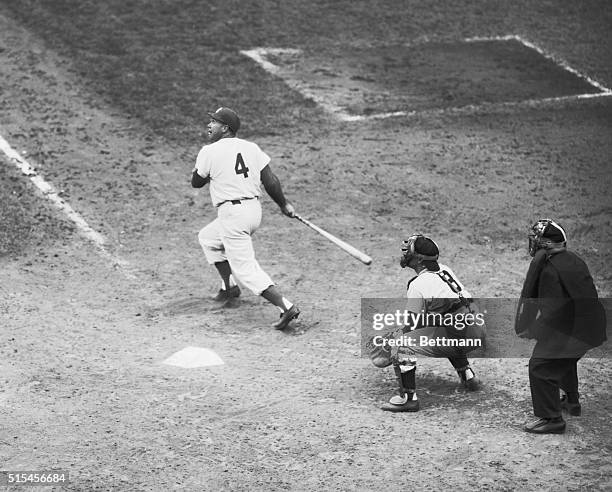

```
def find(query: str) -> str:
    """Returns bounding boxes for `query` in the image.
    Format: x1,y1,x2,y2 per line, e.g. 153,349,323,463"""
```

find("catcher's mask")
400,234,440,268
528,219,567,257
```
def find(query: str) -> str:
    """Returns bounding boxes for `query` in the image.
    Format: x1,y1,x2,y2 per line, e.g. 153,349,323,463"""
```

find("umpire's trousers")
528,357,581,418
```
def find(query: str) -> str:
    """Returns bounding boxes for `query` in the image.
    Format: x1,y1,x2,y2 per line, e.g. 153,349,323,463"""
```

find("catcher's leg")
381,358,419,412
448,356,479,391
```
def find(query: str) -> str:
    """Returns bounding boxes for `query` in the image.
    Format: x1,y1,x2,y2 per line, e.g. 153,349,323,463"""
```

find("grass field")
1,1,611,491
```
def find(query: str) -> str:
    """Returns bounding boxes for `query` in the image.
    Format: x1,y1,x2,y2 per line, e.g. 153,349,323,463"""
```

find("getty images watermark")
370,308,485,349
361,298,612,358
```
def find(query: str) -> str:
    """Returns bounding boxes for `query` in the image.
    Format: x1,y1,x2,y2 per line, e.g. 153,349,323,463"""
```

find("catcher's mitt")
366,326,408,368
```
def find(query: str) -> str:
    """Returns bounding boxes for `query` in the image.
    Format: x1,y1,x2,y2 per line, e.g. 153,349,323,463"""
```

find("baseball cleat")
213,285,241,302
524,417,566,434
273,305,300,330
464,376,481,391
560,395,581,416
457,367,480,391
381,393,420,412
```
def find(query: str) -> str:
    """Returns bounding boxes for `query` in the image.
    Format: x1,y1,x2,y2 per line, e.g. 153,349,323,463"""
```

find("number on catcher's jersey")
234,153,249,178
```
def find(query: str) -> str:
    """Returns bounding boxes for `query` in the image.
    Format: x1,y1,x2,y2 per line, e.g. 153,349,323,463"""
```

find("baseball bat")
294,214,372,265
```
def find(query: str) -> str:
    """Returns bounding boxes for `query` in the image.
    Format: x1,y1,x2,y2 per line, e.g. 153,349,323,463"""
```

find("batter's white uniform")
195,137,274,295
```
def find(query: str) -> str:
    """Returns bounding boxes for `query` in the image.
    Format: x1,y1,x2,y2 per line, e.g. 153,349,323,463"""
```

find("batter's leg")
214,261,231,289
218,201,272,293
223,234,273,294
261,285,300,330
261,285,293,311
198,219,226,263
199,219,242,300
219,201,299,328
212,260,241,301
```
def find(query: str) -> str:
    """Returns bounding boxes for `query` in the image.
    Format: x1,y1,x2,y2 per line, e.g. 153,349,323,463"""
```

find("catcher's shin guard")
395,363,416,396
381,361,419,412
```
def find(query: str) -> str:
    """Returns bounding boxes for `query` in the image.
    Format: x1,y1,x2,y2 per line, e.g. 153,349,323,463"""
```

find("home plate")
162,346,224,368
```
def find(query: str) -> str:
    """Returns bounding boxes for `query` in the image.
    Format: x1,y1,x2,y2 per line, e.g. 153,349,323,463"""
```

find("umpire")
516,219,607,434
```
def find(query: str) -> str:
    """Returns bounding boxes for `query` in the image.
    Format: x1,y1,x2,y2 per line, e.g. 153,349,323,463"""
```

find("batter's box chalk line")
0,133,136,280
241,35,612,122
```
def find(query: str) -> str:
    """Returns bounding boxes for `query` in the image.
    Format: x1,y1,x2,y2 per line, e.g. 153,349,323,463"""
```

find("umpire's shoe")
381,393,420,412
273,305,300,330
524,417,566,434
464,376,481,391
560,395,581,416
213,285,241,302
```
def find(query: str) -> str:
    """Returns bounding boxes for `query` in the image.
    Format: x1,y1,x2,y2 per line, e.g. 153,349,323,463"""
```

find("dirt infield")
1,1,611,491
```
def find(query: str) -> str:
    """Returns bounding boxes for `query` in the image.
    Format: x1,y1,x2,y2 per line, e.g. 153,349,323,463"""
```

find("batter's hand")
281,202,295,218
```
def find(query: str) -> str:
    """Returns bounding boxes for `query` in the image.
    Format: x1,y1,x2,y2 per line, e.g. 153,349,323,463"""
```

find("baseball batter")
191,107,300,330
368,234,486,412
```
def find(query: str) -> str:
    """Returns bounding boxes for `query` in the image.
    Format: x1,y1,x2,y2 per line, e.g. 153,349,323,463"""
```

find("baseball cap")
413,236,440,258
207,107,241,133
413,236,440,270
401,234,440,267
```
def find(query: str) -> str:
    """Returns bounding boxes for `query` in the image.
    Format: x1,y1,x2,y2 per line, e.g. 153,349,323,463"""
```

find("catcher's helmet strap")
414,252,439,261
542,241,567,250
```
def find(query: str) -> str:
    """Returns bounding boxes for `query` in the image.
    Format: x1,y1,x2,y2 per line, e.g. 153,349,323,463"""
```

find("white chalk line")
241,48,350,117
465,34,612,94
241,35,612,122
339,92,612,122
0,133,136,280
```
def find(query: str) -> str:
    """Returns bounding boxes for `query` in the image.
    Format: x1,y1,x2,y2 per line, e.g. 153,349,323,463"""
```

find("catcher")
368,234,486,412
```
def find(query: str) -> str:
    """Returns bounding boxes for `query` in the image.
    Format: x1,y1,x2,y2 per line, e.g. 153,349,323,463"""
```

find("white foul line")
240,48,350,117
0,133,135,278
464,34,612,94
241,35,612,122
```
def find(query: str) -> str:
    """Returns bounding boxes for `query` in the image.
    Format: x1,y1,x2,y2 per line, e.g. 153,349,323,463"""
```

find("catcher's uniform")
369,264,485,365
407,264,471,312
404,264,484,356
195,137,274,295
370,234,484,412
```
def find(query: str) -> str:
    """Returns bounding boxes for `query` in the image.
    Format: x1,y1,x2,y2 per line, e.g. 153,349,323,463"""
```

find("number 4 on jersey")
234,153,249,178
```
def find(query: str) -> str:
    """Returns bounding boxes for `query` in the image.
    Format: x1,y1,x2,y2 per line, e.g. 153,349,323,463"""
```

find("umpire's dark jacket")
515,248,607,358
